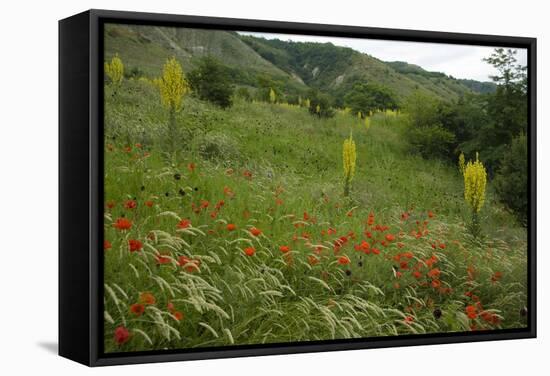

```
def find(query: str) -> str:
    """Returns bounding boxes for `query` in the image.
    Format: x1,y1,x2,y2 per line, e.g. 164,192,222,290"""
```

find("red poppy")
178,256,200,272
129,303,145,316
124,200,137,209
155,254,171,265
244,247,256,256
226,223,236,231
128,239,142,252
223,186,234,197
210,211,218,219
372,248,380,255
337,256,350,265
114,326,130,345
139,292,156,305
491,271,503,283
188,162,196,172
113,217,132,230
303,212,310,221
215,200,225,210
427,268,441,279
249,227,262,237
243,170,253,179
466,305,478,319
413,271,422,279
431,279,441,288
144,200,154,207
308,255,319,266
401,212,410,220
404,316,414,324
438,243,446,249
279,245,291,254
106,200,116,209
173,311,184,321
167,302,175,312
103,240,112,251
428,211,435,218
177,219,191,229
367,213,375,226
385,234,395,242
400,261,409,270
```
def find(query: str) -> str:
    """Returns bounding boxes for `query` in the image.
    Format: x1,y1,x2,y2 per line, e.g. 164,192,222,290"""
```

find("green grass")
102,78,527,352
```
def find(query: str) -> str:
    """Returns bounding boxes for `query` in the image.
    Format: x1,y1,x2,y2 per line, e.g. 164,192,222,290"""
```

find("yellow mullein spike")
104,54,124,85
156,57,189,112
364,116,371,130
343,132,357,197
458,152,465,175
463,153,487,213
269,88,276,103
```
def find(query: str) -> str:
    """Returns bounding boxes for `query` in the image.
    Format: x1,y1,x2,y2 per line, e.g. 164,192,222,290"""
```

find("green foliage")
494,133,528,224
235,87,252,102
307,90,335,118
406,123,456,160
344,82,399,115
188,56,235,109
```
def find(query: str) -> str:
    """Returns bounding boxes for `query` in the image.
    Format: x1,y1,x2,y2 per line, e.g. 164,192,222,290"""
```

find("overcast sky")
239,32,527,82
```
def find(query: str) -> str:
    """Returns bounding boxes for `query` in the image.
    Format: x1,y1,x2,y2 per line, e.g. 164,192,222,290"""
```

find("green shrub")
493,133,528,225
308,90,335,118
406,123,456,160
188,56,234,109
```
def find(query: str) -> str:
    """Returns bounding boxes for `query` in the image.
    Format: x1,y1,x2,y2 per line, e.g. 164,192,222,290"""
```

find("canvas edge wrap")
58,9,537,367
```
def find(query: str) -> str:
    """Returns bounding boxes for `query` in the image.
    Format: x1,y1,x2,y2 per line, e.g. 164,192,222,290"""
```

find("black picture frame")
59,8,537,367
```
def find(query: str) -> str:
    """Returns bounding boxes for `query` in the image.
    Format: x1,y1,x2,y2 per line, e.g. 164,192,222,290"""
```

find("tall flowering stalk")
458,152,465,175
155,57,189,152
463,152,487,237
342,132,357,197
269,88,276,104
104,54,124,89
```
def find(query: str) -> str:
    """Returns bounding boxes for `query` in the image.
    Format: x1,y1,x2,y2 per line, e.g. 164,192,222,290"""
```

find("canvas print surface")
102,23,529,353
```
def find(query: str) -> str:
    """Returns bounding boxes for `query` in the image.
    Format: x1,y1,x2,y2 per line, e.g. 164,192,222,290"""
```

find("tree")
307,90,335,118
188,56,235,108
493,133,528,225
344,82,398,116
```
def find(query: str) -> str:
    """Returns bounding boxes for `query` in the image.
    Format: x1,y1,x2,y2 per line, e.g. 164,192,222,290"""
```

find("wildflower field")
102,38,528,353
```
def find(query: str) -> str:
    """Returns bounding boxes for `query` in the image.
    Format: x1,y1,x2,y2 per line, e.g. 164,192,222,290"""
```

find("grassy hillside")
105,24,308,94
239,35,488,103
102,76,527,352
105,24,494,106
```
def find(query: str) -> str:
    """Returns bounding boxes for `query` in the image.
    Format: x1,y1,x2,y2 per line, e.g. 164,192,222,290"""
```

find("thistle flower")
104,54,124,85
156,57,189,112
464,153,487,213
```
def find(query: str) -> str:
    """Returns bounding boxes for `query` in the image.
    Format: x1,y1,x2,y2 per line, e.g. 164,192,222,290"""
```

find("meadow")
102,68,527,352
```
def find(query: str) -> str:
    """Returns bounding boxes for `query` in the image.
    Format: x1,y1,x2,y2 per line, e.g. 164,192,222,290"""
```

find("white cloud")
238,31,527,82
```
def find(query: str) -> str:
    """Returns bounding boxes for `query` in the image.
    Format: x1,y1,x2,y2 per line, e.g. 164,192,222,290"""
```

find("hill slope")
105,23,494,105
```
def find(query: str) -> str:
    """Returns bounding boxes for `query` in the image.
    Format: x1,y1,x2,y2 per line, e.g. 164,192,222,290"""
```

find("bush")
493,133,528,225
235,87,252,102
188,56,234,109
194,132,240,163
406,123,456,160
308,90,335,118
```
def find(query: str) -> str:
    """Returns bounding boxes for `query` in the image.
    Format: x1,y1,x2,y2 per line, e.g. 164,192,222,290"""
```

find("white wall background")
0,0,546,374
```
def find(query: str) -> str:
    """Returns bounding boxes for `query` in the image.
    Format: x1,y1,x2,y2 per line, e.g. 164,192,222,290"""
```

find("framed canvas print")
59,9,536,366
